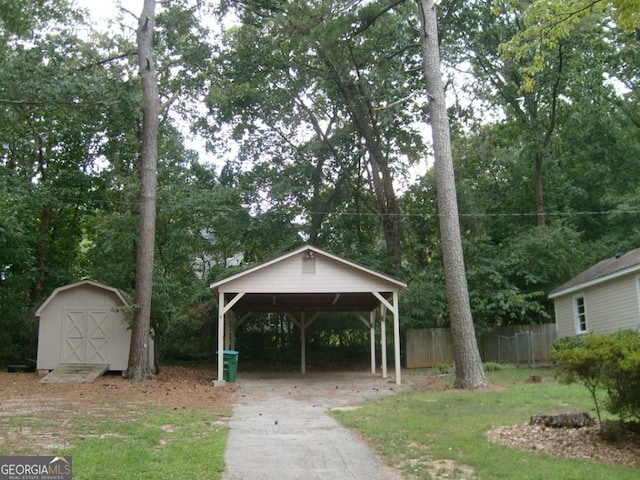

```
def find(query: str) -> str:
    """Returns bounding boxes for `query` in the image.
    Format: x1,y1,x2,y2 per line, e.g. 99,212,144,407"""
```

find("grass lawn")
0,367,232,480
333,366,639,480
70,407,228,479
2,403,229,480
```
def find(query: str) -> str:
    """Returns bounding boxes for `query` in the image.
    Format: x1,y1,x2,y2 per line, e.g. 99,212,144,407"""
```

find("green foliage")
204,0,425,266
464,235,550,328
505,222,586,291
482,362,503,372
0,0,77,38
553,331,640,424
159,291,217,362
1,0,639,367
502,0,640,90
233,312,374,368
400,270,449,329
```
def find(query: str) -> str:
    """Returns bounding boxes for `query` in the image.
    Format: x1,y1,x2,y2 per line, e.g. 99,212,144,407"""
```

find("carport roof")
210,245,406,313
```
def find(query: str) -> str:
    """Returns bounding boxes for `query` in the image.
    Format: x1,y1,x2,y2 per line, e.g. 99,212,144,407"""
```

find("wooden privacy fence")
405,323,557,368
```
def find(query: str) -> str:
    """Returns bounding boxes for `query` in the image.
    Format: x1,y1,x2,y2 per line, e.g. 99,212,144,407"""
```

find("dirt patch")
0,364,237,454
0,366,237,415
0,364,236,411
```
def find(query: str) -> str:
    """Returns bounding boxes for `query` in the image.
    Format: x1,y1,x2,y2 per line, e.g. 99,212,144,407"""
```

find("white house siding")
554,296,576,338
555,274,640,338
219,252,394,294
36,283,132,371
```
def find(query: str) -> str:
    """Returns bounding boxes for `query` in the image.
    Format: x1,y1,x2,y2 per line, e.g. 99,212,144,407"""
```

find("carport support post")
217,292,225,383
226,311,238,351
373,292,402,385
370,310,376,374
301,312,306,374
357,311,377,374
215,291,245,386
380,305,387,379
392,291,401,385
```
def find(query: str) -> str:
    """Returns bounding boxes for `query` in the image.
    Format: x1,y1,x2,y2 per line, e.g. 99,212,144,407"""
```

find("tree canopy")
1,0,638,379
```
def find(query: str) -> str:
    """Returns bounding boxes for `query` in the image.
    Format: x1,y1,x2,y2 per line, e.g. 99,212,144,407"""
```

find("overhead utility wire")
40,193,640,218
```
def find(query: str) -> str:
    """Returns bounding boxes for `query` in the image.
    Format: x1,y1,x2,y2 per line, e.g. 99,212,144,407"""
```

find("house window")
575,296,588,333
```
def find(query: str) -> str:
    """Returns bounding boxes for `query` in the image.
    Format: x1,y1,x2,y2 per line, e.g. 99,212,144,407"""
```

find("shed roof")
35,279,129,316
549,247,640,299
210,245,406,312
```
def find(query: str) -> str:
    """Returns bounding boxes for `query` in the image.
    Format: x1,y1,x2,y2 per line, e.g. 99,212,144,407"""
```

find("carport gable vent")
302,251,316,274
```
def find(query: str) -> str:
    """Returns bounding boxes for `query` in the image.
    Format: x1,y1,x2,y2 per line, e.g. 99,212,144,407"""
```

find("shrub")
483,362,503,372
603,331,640,423
552,331,640,425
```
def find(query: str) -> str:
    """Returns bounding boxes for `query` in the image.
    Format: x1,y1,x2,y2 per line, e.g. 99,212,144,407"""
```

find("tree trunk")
127,0,159,381
417,0,487,389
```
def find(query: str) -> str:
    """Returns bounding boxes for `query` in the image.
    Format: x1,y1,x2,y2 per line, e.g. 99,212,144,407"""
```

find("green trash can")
222,350,239,383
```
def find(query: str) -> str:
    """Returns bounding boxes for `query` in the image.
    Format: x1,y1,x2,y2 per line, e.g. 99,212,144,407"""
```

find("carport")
210,245,406,385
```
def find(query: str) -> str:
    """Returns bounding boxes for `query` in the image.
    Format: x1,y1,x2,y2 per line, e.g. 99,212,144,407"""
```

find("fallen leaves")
486,421,640,467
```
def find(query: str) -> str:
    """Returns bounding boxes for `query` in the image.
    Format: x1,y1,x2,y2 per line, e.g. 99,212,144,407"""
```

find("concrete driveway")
222,371,410,480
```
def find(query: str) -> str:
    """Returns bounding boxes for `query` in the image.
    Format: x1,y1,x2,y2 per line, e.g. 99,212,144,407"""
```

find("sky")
74,0,222,169
71,0,428,182
75,0,140,23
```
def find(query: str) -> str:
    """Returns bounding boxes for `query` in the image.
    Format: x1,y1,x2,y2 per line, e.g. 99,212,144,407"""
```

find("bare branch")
77,51,136,71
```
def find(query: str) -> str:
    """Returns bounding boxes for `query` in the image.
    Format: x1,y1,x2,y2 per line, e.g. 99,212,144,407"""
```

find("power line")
10,192,640,218
314,210,640,218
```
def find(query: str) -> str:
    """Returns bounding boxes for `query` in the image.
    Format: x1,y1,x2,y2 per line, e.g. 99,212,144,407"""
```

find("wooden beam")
355,312,370,328
222,292,245,314
372,291,393,312
235,312,252,328
285,311,301,329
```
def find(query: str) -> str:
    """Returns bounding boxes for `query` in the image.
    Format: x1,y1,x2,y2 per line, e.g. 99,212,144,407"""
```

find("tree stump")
530,412,593,428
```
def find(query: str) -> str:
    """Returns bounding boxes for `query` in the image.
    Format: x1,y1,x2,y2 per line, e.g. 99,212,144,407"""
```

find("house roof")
35,280,129,316
210,245,406,313
549,247,640,299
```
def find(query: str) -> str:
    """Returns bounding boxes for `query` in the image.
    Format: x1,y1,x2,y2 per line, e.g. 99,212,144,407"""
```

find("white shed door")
61,309,110,365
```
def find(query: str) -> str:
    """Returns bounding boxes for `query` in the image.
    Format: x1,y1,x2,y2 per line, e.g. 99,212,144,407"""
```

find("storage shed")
549,248,640,338
35,280,151,373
